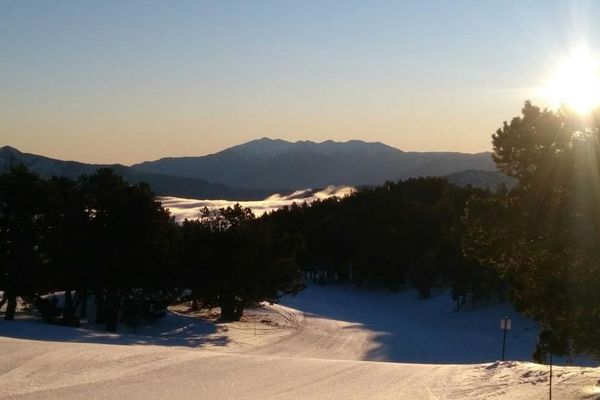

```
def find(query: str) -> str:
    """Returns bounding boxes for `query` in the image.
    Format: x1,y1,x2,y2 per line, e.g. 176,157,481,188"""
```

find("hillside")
133,138,497,190
0,146,271,200
446,169,517,190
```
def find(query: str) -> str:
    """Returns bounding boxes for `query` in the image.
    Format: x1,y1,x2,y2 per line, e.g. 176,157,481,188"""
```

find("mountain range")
1,138,514,199
134,138,502,189
0,146,271,200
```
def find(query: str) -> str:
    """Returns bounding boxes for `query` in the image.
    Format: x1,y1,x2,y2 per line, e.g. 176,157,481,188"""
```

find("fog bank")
160,185,355,222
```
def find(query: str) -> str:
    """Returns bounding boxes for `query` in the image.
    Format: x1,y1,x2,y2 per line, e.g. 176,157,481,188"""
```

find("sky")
1,0,599,164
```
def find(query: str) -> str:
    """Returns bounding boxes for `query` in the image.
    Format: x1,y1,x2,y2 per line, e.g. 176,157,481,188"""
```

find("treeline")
264,178,504,308
0,166,303,330
0,163,503,332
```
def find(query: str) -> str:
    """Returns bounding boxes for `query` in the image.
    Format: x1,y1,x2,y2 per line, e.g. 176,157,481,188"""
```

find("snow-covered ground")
264,285,541,363
1,285,598,399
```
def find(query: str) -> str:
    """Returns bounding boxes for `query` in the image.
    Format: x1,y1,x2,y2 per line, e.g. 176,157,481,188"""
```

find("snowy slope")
1,285,598,399
266,285,540,363
1,341,597,400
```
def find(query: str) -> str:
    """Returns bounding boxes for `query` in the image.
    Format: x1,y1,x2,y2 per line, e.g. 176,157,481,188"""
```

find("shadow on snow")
0,310,231,348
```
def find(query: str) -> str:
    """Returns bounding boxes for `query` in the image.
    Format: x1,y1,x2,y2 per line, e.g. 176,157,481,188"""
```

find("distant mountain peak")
237,137,394,147
228,138,401,156
224,138,296,158
251,137,289,144
0,145,22,155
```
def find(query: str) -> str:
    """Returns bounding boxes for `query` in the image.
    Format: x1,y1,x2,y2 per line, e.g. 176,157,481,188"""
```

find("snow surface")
1,285,598,399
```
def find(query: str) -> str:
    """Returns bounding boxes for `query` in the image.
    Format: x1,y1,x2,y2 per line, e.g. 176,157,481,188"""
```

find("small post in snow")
500,317,511,361
549,352,553,400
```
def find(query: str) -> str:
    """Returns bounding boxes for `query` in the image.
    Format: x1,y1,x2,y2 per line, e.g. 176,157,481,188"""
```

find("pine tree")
463,102,600,360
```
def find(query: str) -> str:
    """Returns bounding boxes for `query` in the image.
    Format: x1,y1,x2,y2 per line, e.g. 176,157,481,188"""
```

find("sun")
541,47,600,115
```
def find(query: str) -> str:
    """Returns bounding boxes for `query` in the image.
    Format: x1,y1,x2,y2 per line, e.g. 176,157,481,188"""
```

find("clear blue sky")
1,1,598,163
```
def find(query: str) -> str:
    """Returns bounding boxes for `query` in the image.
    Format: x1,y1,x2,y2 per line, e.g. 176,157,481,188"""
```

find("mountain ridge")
0,145,272,200
1,139,509,197
133,137,497,190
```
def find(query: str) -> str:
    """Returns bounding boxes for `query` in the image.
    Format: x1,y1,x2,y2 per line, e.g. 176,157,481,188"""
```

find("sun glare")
541,47,600,115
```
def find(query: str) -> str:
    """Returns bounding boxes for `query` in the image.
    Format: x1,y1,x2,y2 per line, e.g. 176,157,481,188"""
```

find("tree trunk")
94,292,106,324
63,290,73,323
4,292,17,321
191,289,199,311
219,297,235,321
72,291,82,311
79,290,88,319
104,291,121,332
233,303,244,321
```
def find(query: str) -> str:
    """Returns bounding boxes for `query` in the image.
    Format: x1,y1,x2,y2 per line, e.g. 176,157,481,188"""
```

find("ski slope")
253,285,540,363
1,285,598,399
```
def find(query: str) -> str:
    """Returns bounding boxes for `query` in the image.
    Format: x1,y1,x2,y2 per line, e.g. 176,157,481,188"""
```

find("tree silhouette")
464,102,600,360
187,204,303,321
0,165,48,320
